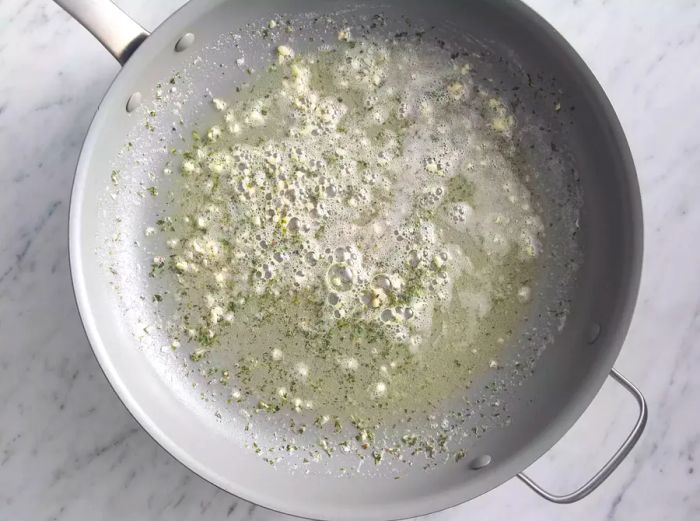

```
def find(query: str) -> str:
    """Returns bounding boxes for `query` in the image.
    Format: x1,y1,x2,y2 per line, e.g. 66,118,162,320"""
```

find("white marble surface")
1,0,699,519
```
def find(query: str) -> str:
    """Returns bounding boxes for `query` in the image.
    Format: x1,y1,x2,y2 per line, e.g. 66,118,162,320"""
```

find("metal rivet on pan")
175,32,195,52
469,454,492,470
126,91,142,113
587,322,601,344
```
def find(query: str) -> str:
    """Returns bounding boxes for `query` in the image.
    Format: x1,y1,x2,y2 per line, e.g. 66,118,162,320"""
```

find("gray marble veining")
1,0,699,519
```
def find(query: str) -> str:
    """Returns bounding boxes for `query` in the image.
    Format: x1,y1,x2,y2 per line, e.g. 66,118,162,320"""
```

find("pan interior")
100,6,580,472
72,0,639,518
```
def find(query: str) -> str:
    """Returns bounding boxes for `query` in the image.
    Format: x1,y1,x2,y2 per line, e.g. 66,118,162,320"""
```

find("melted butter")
150,39,543,425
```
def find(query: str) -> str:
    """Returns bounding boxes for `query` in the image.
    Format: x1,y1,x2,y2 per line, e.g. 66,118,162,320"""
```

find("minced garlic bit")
487,98,515,134
337,28,351,42
276,45,294,63
447,81,466,100
212,98,228,112
517,285,532,303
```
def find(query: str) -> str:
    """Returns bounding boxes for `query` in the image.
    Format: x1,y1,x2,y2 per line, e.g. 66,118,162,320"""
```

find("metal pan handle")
54,0,150,65
517,368,647,503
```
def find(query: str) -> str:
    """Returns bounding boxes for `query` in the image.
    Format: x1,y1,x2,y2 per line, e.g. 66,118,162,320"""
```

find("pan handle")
517,368,647,503
54,0,150,65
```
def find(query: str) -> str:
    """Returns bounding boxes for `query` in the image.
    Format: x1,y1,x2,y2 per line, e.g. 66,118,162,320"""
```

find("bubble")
311,203,327,219
359,292,372,306
327,263,354,291
287,217,300,232
380,309,395,322
334,247,349,262
372,274,391,290
262,264,274,279
306,252,319,266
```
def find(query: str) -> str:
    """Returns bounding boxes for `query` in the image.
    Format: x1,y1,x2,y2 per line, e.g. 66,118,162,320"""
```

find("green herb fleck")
190,348,208,362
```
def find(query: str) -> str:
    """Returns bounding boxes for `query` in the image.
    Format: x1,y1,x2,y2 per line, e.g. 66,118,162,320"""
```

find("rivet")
587,322,601,344
469,454,492,470
175,32,195,52
126,91,142,113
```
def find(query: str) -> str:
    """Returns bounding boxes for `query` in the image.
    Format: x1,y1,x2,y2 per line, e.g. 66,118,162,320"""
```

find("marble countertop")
1,0,699,519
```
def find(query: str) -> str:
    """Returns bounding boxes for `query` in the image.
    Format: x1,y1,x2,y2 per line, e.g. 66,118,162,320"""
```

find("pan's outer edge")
67,0,643,519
